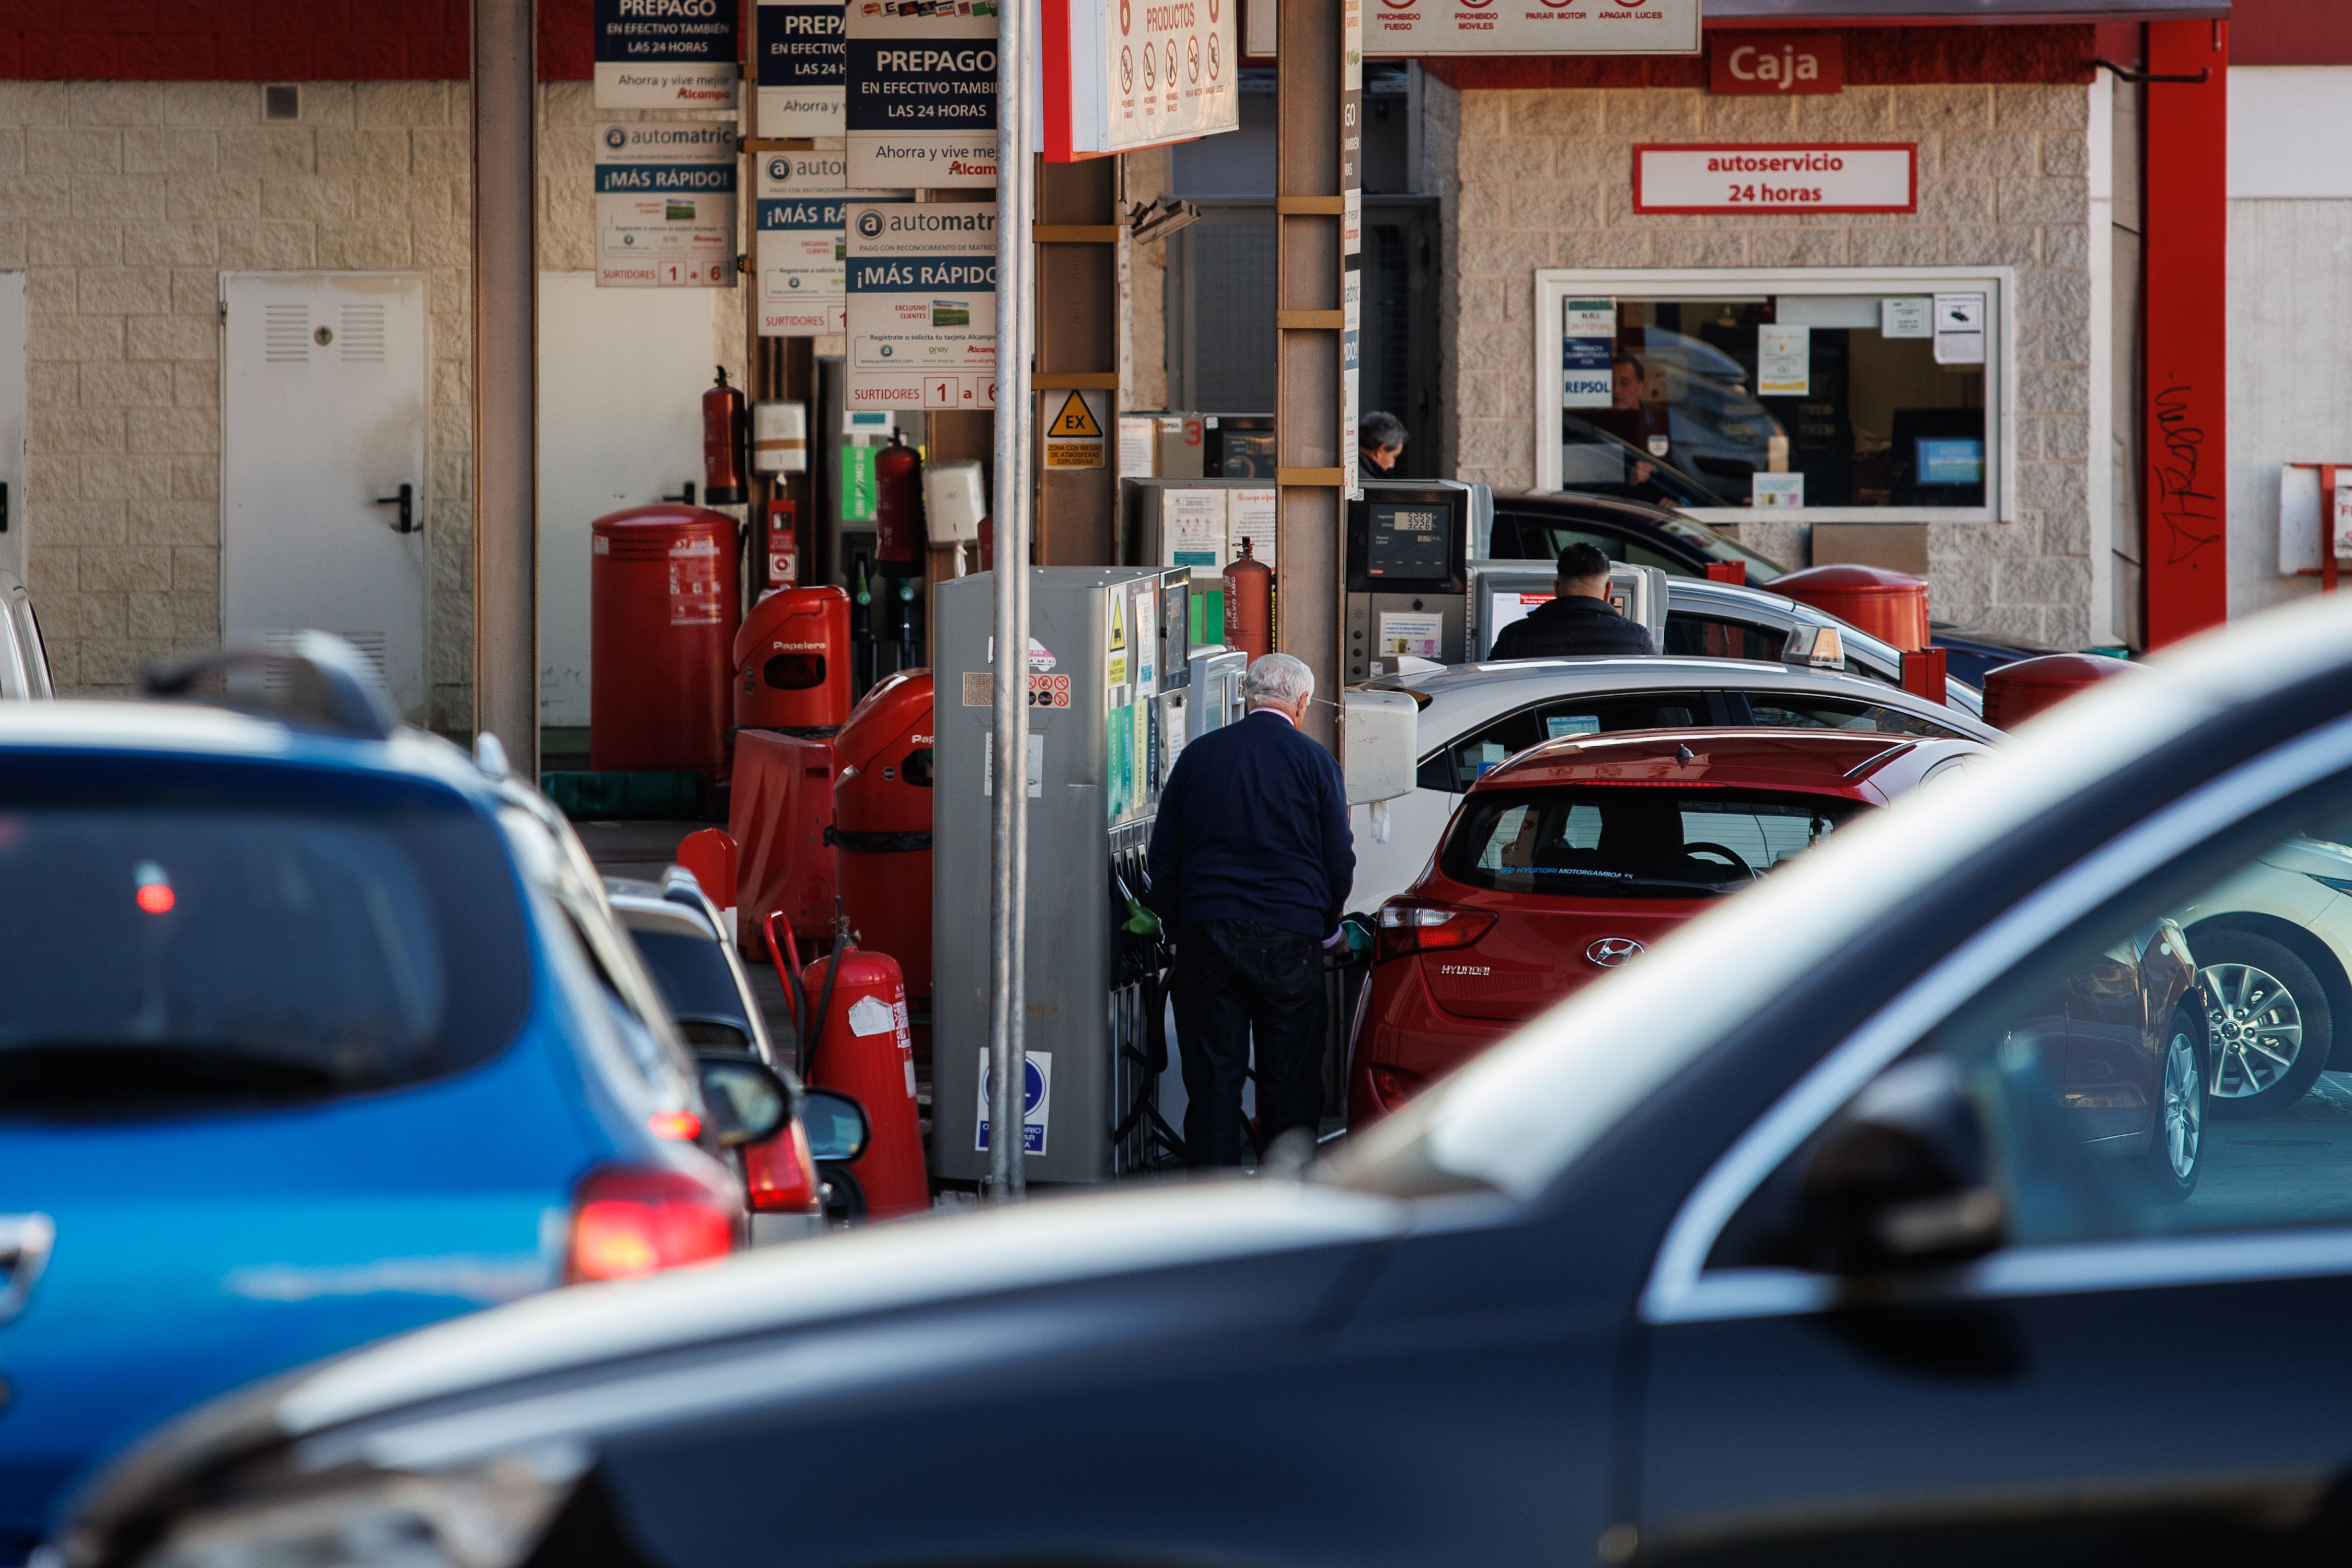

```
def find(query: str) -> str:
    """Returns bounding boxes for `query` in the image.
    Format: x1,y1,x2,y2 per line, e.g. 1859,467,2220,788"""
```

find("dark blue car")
0,640,751,1560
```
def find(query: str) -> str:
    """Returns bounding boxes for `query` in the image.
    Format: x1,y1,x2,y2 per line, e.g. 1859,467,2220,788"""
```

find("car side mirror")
1794,1056,2004,1275
800,1088,871,1165
695,1054,791,1148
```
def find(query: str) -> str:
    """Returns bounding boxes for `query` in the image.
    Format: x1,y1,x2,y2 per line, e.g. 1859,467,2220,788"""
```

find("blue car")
0,637,762,1561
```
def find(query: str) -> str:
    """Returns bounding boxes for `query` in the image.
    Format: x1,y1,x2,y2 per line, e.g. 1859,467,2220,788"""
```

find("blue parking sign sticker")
975,1050,1051,1156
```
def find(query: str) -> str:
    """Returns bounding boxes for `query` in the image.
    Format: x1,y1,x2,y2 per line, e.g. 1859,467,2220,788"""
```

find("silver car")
1347,654,2000,913
1662,574,1987,720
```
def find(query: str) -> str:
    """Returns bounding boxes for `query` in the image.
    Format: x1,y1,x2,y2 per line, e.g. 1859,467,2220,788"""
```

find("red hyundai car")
1347,728,1992,1127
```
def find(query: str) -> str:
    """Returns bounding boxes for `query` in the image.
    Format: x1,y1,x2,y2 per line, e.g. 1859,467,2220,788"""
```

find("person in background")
1359,411,1406,479
1147,653,1355,1167
1488,541,1655,660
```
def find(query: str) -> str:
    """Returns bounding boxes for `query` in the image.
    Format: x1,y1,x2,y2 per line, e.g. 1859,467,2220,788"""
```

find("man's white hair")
1243,652,1315,709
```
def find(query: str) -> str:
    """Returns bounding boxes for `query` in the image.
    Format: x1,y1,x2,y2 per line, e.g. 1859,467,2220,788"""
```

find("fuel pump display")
1343,480,1489,682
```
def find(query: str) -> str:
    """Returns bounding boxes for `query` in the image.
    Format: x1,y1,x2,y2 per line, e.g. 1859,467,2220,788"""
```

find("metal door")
221,272,428,719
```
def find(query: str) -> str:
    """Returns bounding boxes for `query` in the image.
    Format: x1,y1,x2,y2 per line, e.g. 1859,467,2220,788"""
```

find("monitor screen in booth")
1488,590,1554,643
1916,436,1984,487
1367,502,1454,579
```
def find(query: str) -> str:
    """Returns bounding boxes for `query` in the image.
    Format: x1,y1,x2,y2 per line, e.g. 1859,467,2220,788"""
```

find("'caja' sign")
1709,32,1844,97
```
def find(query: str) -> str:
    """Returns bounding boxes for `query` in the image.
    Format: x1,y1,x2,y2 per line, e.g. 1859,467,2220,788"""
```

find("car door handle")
373,483,416,535
0,1214,54,1325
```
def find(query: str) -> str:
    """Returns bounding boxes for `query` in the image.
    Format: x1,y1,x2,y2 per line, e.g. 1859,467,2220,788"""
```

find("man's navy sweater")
1146,709,1355,941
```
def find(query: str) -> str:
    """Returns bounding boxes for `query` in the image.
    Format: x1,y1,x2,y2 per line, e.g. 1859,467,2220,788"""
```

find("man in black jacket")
1146,653,1354,1166
1488,540,1656,660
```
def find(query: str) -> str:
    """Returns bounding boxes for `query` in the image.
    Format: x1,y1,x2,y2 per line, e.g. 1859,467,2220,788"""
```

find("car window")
1515,522,1686,577
1664,614,1781,663
1442,786,1856,900
1741,691,1963,739
1708,806,2352,1273
1418,691,1714,792
631,926,753,1043
0,787,532,1116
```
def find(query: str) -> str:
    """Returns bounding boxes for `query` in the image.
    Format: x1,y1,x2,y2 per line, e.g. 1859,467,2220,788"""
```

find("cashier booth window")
1537,272,2007,522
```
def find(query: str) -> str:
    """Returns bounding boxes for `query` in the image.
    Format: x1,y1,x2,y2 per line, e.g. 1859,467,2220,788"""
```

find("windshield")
0,788,531,1117
1443,787,1855,899
1653,514,1785,582
630,926,754,1047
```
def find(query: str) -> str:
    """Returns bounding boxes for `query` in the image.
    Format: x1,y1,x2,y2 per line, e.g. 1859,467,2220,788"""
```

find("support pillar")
2140,17,2228,646
1035,155,1123,566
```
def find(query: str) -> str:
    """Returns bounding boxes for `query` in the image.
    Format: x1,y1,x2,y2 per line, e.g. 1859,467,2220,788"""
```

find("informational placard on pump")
844,201,998,410
845,3,999,189
1365,0,1698,57
594,122,737,287
1043,0,1239,159
594,0,740,109
756,147,903,335
758,2,848,134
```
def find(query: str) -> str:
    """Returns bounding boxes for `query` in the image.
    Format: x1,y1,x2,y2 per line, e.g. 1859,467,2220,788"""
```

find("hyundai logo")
1585,937,1644,968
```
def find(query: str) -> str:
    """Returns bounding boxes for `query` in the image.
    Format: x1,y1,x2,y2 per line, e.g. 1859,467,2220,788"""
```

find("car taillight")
743,1119,822,1215
1368,1064,1427,1111
568,1166,739,1283
1375,900,1496,963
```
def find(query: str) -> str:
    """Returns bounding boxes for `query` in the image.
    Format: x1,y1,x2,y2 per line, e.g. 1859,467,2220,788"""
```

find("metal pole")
471,0,539,775
987,0,1037,1201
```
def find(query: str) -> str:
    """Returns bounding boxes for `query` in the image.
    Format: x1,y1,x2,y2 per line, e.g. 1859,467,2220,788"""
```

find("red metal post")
2140,18,2230,647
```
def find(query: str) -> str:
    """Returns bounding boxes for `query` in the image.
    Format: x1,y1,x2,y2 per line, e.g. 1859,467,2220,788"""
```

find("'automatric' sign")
844,202,998,409
757,148,906,336
595,122,739,287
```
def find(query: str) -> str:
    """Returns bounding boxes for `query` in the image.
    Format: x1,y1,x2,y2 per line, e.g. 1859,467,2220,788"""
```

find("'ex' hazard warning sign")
1045,389,1105,470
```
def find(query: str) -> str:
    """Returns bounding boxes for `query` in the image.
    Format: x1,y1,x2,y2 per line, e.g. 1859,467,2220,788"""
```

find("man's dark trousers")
1173,919,1325,1167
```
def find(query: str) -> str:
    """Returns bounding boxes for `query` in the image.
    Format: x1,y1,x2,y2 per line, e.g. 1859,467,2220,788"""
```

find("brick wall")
12,76,737,726
1443,80,2096,647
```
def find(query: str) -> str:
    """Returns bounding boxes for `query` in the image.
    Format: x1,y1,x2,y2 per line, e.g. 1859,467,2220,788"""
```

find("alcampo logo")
603,126,629,150
857,210,885,238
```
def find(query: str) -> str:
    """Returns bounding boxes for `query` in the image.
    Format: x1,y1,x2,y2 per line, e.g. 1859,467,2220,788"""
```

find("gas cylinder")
590,505,740,774
832,670,933,1020
1224,535,1273,661
702,366,747,506
733,585,852,734
873,430,923,567
1982,652,2129,730
775,920,928,1219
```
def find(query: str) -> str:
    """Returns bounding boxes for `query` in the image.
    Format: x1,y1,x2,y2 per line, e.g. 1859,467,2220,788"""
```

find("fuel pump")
701,367,747,507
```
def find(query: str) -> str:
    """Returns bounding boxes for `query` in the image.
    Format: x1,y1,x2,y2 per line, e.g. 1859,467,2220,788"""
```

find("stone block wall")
10,76,735,729
1445,81,2095,647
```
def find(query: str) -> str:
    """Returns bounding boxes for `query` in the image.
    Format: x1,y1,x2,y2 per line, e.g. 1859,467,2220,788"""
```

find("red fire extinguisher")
763,911,928,1220
702,366,747,506
1224,535,1272,661
873,430,923,566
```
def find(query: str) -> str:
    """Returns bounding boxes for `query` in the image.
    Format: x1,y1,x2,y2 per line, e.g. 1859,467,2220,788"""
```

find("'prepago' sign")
1365,0,1698,56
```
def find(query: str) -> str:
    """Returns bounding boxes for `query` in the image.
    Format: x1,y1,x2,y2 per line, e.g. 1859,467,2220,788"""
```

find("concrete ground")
2188,1070,2352,1226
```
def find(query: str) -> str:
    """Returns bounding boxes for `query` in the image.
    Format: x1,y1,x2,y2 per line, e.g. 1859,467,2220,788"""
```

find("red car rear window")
1440,786,1862,900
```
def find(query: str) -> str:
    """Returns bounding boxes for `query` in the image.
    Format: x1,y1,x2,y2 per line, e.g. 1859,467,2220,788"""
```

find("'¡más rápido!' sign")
755,148,906,336
1366,0,1698,57
594,122,739,287
1632,143,1917,214
845,1,1000,188
844,202,998,410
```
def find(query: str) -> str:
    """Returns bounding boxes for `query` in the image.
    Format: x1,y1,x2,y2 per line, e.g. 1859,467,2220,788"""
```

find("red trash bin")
590,505,740,774
1982,653,2129,730
1773,564,1931,653
832,670,934,1015
734,585,852,735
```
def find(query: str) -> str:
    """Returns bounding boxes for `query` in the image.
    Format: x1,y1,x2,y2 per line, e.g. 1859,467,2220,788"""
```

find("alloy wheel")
2163,1029,2203,1181
2201,963,2305,1100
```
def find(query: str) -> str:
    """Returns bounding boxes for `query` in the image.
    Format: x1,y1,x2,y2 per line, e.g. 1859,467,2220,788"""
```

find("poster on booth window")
758,2,847,135
1757,324,1811,397
843,201,997,410
595,123,737,288
756,146,905,336
1561,296,1615,409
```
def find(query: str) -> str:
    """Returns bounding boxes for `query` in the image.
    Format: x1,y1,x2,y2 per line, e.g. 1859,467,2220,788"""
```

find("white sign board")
1366,0,1698,57
1632,143,1917,214
756,147,904,336
845,5,998,189
1757,324,1811,397
1933,291,1987,366
758,3,847,135
594,122,737,288
1561,296,1614,408
1053,0,1239,157
1882,296,1932,339
844,201,997,411
1162,487,1229,579
595,0,739,109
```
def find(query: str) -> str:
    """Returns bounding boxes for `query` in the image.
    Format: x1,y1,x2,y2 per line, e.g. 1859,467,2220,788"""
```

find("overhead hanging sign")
844,201,998,410
1366,0,1698,57
845,2,1000,189
758,2,848,134
756,147,905,335
594,0,740,109
1632,143,1917,214
595,122,738,287
1043,0,1240,161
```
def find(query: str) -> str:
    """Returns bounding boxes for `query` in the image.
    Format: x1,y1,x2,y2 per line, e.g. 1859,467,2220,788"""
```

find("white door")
0,272,25,586
537,273,716,727
221,272,429,719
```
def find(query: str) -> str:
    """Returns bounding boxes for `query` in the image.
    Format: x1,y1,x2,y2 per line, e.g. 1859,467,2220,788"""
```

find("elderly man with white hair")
1145,652,1355,1166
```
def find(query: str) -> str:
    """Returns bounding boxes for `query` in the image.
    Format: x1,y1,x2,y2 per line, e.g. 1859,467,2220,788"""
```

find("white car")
1347,655,1999,914
2173,835,2352,1119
